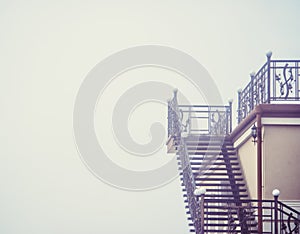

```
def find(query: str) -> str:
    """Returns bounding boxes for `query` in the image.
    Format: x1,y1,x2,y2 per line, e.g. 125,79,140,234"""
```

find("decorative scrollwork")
168,90,201,233
181,117,190,133
227,204,253,234
281,212,299,234
275,63,295,99
238,57,300,123
210,110,227,135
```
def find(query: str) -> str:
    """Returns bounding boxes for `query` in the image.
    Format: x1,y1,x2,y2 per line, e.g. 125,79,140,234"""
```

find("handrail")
238,53,300,123
168,90,234,233
168,90,201,233
202,198,300,233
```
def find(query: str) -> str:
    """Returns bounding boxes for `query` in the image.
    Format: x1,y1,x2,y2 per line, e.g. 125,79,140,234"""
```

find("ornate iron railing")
238,53,300,123
168,90,201,233
168,92,233,137
202,198,300,233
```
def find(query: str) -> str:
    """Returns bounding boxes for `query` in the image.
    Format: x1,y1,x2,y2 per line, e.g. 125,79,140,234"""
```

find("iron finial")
266,51,273,58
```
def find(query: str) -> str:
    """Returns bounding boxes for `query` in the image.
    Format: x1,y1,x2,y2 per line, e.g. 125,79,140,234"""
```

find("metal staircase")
167,90,300,233
176,135,257,233
168,90,256,233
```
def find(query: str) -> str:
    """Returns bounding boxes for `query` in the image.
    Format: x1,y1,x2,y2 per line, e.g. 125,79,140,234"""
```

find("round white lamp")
272,189,280,197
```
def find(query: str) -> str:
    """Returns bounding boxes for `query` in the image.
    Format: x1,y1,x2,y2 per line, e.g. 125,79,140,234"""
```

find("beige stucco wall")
263,125,300,200
237,137,257,199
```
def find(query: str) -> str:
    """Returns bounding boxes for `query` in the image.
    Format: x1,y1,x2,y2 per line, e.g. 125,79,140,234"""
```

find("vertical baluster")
238,88,243,123
194,188,206,234
167,99,171,137
228,99,233,134
266,51,272,103
296,61,299,100
273,189,280,234
250,72,255,110
188,106,192,135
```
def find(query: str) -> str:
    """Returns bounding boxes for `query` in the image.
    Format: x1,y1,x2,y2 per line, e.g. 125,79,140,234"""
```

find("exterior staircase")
167,90,258,233
175,135,257,233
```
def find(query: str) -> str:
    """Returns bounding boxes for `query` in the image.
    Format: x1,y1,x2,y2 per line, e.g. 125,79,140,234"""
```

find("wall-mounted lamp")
251,124,257,145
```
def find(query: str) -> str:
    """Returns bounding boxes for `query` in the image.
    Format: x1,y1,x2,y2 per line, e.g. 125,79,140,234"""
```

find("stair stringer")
178,135,259,233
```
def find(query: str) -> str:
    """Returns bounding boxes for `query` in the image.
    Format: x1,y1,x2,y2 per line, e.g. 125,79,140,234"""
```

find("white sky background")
1,1,300,234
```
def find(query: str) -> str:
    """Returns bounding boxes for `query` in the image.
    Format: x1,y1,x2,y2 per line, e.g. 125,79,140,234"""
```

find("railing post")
266,51,272,103
237,88,242,123
273,189,280,234
194,188,206,234
228,99,233,134
200,192,205,234
250,72,255,109
167,99,171,137
188,106,192,135
173,89,179,110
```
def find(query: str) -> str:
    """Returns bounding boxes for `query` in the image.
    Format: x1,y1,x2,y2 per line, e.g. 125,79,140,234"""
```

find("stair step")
186,148,236,152
206,194,248,198
183,140,232,143
190,156,238,160
185,146,235,151
195,183,245,186
189,161,239,166
185,150,237,154
203,199,253,203
186,146,236,152
186,151,237,155
180,165,241,170
205,188,247,192
189,162,239,166
183,195,249,199
194,177,244,181
185,205,255,211
180,172,242,176
203,205,255,210
202,172,242,176
190,167,241,171
182,188,247,193
188,171,242,176
178,167,241,171
192,167,241,171
184,135,231,141
184,137,231,142
189,159,238,164
187,216,254,221
195,223,257,227
202,230,260,233
183,194,248,199
190,153,238,160
202,211,257,217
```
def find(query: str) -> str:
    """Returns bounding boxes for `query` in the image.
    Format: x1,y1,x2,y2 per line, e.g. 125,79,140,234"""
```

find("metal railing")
201,197,300,233
168,90,201,233
167,90,234,233
168,91,233,137
238,52,300,123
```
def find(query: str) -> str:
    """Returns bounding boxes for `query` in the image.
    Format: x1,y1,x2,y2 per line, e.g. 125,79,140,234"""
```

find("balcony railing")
238,52,300,123
168,90,233,137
